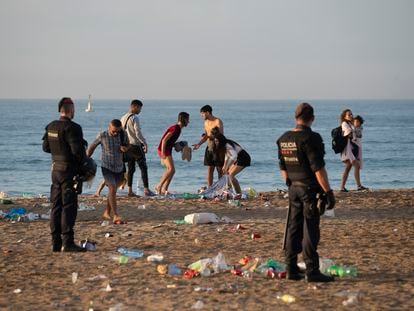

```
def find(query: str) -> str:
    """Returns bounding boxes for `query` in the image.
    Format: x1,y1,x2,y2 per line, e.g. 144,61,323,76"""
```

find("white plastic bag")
184,213,220,224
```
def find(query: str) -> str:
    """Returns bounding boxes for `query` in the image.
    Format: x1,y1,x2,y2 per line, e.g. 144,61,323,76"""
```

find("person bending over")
156,112,190,195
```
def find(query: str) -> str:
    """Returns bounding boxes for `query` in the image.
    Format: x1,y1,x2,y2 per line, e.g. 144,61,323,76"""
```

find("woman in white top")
213,131,251,195
339,109,367,191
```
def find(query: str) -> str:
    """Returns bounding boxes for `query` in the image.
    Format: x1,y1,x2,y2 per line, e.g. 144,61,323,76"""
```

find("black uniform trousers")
50,168,78,246
286,184,321,275
127,144,149,189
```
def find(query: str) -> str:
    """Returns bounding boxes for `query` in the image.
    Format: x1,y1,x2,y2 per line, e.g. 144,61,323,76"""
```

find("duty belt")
291,181,309,187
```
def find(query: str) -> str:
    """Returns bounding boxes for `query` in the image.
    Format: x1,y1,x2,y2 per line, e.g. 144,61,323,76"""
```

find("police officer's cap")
58,97,74,112
295,102,314,120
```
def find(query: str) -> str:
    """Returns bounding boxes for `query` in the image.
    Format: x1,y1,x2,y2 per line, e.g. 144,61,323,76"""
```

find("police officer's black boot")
306,271,334,283
286,264,304,281
61,244,86,252
52,236,62,252
61,235,86,252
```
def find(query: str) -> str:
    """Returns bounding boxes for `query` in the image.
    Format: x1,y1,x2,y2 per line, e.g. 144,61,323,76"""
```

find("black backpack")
331,126,347,154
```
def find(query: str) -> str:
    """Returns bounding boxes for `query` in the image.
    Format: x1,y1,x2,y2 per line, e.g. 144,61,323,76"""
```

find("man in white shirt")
120,99,154,197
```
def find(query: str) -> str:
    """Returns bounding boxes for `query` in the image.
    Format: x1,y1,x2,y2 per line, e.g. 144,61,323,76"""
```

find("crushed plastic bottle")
277,294,296,303
168,265,182,276
174,219,191,225
327,265,357,277
247,188,257,198
319,258,335,274
183,193,200,199
117,247,144,258
228,199,241,207
0,198,13,204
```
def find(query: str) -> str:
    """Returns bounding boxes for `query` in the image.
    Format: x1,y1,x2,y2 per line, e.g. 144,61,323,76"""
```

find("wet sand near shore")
0,189,413,310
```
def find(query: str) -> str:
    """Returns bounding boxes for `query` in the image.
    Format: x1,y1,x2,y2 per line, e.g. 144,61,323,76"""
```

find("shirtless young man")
192,105,224,187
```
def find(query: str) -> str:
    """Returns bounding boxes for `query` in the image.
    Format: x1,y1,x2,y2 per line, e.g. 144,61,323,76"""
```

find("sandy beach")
0,189,413,310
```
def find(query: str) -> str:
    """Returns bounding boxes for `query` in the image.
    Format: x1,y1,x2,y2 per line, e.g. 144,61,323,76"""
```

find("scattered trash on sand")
78,204,96,211
184,213,220,224
277,294,296,303
72,272,78,284
192,300,204,309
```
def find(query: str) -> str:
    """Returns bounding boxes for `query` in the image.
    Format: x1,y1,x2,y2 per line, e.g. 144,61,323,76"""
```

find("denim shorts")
102,167,124,187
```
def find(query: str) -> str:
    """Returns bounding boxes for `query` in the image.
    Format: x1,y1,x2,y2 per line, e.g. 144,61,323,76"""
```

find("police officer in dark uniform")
277,102,336,282
42,97,87,252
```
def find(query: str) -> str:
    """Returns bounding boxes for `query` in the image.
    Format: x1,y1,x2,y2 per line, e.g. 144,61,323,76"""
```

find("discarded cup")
157,265,168,275
72,272,78,284
147,254,164,262
251,232,261,240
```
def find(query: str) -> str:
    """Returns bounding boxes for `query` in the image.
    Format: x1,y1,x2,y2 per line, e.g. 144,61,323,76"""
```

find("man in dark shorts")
87,119,129,224
277,102,336,282
192,105,224,187
42,97,87,252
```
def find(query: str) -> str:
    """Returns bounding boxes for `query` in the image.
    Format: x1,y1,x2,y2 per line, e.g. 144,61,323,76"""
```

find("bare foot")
113,215,126,224
102,212,111,220
154,185,161,195
128,192,139,197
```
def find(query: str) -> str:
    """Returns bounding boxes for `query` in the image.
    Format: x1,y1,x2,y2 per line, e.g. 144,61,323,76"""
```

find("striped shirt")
90,131,129,173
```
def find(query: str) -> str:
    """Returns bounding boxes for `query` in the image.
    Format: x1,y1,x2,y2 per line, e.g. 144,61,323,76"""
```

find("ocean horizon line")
0,97,413,102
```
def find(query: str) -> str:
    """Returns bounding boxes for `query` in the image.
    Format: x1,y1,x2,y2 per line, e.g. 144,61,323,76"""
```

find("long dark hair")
340,109,352,124
211,127,239,150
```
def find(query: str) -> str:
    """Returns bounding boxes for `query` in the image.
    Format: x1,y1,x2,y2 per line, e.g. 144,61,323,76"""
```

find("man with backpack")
120,99,154,197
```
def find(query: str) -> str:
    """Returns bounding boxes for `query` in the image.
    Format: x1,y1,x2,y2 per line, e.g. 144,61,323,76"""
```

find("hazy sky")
0,0,413,99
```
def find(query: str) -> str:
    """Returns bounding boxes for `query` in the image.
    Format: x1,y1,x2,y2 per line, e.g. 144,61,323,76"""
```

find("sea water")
0,99,413,196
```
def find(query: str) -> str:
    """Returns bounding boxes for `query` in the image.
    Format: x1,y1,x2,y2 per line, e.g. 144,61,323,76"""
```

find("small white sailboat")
85,95,93,112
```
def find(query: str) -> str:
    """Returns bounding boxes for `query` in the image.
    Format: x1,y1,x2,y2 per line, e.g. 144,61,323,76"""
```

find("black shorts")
235,150,251,167
204,147,225,167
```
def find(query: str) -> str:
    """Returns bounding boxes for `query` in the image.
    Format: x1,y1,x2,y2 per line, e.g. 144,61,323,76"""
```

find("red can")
231,268,243,276
251,232,261,239
239,255,252,265
267,269,276,279
277,271,287,279
184,269,200,279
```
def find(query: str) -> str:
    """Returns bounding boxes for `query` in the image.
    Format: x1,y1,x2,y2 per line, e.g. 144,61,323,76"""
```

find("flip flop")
113,219,127,225
144,190,156,197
